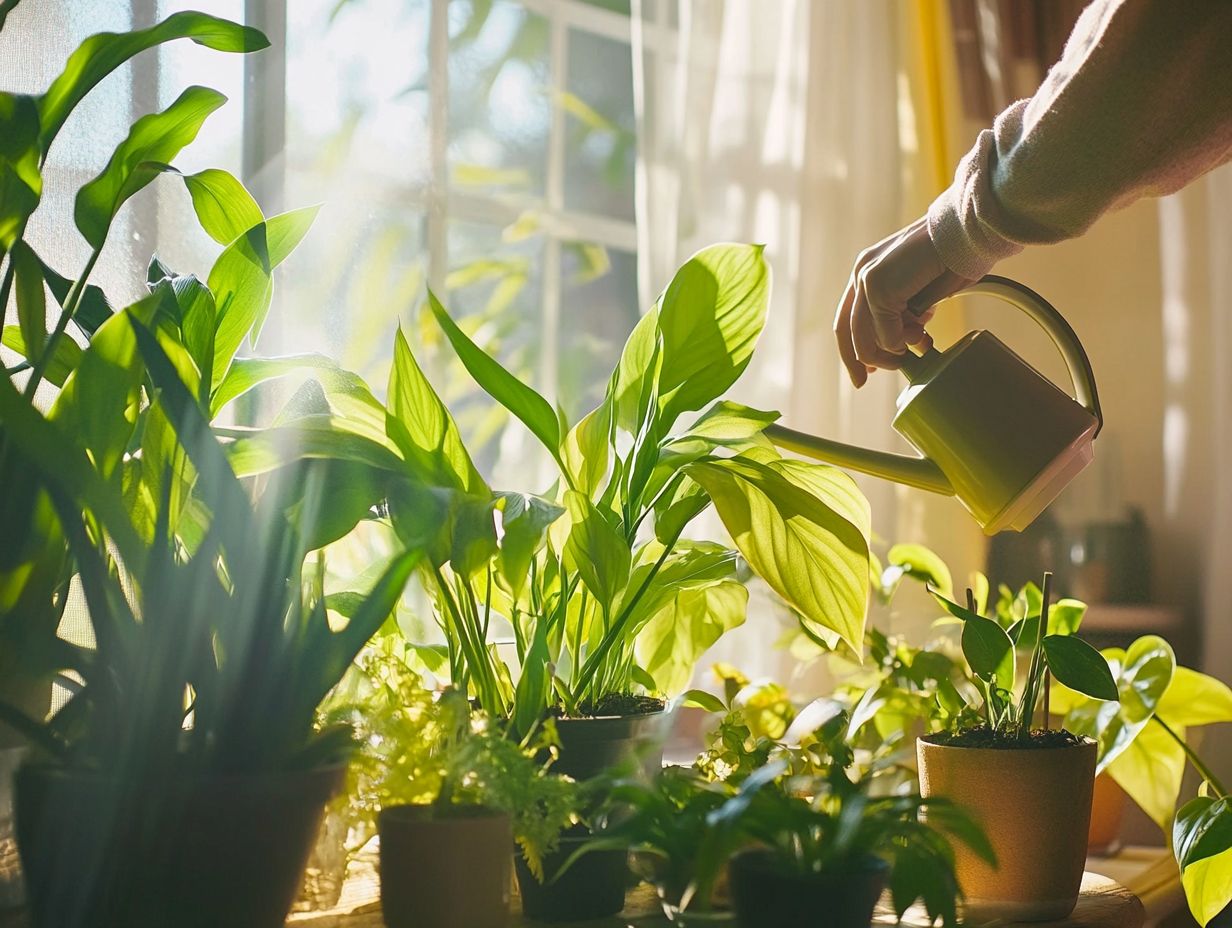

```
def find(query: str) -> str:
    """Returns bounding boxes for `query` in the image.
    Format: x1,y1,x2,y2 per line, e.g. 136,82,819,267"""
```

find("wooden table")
0,864,1149,928
284,867,1142,928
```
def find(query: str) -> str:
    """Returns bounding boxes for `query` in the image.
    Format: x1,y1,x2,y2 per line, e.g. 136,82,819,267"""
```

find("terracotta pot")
1087,773,1126,854
514,834,627,922
551,709,668,781
917,735,1096,922
728,848,888,928
379,805,511,928
15,763,343,928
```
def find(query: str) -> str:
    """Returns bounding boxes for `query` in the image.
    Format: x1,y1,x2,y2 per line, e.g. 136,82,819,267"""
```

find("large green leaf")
607,307,660,433
37,11,266,149
1106,716,1186,832
1156,666,1232,728
635,580,747,697
1,326,80,386
427,289,561,463
496,492,563,597
684,456,868,653
208,206,319,380
1042,634,1118,701
961,614,1014,691
673,400,779,447
12,240,45,363
179,168,262,245
386,326,486,495
1061,636,1175,775
561,400,612,497
655,243,770,425
0,92,41,256
210,354,338,416
226,419,407,478
931,590,1014,690
1175,797,1232,925
887,543,952,598
48,293,171,480
39,259,113,339
74,86,226,249
562,490,630,612
0,371,143,565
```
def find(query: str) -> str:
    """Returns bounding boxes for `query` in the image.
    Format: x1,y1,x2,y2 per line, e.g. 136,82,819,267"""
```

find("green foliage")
365,243,870,732
930,572,1117,739
74,86,226,249
0,10,408,787
1055,636,1232,832
323,669,580,881
580,702,989,926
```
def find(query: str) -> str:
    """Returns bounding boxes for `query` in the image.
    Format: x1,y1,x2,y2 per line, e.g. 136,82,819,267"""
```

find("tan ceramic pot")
917,735,1096,922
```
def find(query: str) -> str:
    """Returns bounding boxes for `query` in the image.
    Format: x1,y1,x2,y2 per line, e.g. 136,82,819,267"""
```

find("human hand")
833,217,976,387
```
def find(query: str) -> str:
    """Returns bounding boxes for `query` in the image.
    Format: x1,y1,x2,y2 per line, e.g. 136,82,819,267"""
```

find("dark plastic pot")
514,835,628,922
728,848,888,928
551,709,668,781
379,805,512,928
15,762,343,928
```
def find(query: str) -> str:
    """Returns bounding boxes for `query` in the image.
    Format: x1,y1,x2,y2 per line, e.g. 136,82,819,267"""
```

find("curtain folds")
631,0,983,681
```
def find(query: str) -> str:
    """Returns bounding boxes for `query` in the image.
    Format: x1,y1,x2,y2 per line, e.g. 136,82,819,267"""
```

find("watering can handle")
902,274,1103,436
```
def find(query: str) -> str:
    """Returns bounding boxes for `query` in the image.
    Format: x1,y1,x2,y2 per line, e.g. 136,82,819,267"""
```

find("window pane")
558,244,638,422
564,28,635,220
449,1,550,198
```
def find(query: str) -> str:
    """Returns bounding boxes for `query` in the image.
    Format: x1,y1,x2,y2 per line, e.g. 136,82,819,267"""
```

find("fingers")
833,276,870,388
851,281,907,372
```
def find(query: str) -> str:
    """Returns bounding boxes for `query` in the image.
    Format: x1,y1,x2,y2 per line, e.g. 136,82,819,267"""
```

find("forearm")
928,0,1232,280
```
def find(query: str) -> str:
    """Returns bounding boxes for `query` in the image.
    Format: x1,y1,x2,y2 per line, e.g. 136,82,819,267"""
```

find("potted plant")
1,332,412,928
354,244,874,780
0,13,412,925
335,678,578,928
916,571,1120,922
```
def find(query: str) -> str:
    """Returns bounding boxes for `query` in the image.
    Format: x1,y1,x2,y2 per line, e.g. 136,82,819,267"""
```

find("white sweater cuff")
927,126,1026,281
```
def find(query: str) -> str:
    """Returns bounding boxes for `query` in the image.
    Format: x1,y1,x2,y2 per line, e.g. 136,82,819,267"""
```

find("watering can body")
768,276,1101,535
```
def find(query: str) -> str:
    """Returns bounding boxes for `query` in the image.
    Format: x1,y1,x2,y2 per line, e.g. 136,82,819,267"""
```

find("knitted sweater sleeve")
928,0,1232,281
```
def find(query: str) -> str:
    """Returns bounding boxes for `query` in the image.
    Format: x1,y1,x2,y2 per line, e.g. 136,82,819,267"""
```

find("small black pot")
728,848,888,928
380,805,512,928
514,835,628,922
15,762,343,928
551,709,667,781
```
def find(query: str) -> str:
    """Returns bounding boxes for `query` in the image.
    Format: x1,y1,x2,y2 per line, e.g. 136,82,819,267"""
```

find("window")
265,0,643,472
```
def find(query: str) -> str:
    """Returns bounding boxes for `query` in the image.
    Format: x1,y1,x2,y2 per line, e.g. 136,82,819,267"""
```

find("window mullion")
541,8,568,408
427,0,450,297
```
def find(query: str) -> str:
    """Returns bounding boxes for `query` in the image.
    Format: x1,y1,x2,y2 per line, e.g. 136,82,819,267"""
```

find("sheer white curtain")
631,0,964,685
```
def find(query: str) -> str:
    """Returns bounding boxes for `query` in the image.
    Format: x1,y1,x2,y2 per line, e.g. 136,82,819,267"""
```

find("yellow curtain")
891,0,989,588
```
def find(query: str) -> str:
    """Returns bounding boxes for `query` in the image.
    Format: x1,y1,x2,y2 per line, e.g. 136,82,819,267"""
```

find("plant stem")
1152,715,1230,799
571,522,684,705
1018,571,1052,740
0,258,14,332
24,246,102,400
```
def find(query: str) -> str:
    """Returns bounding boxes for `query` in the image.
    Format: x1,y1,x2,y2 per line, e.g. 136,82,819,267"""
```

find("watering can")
766,276,1102,535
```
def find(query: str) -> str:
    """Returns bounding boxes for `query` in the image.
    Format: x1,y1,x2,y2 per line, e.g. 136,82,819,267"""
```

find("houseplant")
1,324,413,928
720,754,991,928
332,677,578,928
916,571,1119,921
0,11,410,925
372,244,874,777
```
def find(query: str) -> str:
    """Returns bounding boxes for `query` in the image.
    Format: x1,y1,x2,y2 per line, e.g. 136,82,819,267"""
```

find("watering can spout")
765,423,954,496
